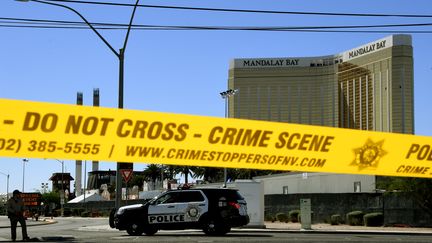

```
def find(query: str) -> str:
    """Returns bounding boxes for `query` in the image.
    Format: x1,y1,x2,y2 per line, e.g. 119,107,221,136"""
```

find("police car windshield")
148,191,173,205
148,194,162,204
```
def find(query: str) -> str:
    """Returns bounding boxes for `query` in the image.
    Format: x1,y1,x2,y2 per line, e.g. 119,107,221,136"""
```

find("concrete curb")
260,222,432,235
3,216,432,236
0,218,57,229
233,228,432,236
78,224,432,236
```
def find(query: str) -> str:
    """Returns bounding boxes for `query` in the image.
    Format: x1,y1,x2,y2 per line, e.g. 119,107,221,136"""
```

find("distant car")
109,188,249,236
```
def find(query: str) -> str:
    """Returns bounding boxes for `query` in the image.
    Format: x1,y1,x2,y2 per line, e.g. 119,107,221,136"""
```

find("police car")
109,188,249,236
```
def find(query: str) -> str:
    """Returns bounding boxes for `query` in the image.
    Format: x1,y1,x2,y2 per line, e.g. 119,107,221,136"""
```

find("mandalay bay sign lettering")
242,59,300,67
231,35,411,69
347,40,387,59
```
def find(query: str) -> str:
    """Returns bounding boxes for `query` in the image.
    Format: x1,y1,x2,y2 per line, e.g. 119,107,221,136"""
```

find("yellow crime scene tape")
1,98,432,178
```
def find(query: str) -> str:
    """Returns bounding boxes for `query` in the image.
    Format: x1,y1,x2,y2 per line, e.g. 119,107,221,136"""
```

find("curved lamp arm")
16,0,120,58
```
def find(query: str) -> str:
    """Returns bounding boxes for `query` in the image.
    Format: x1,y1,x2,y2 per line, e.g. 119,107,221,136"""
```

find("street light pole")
54,159,65,216
220,89,239,188
22,159,29,192
16,0,141,210
0,171,10,210
41,183,48,194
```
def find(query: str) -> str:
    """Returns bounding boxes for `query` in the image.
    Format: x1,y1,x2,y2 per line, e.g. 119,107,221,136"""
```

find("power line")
3,24,431,33
2,24,432,34
2,17,432,31
0,17,124,27
42,0,432,18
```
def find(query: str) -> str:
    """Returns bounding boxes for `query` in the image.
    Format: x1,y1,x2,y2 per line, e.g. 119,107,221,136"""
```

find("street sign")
21,193,41,207
120,169,133,183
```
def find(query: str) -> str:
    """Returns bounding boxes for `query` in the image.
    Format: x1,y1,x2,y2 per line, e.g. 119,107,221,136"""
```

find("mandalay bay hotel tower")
228,35,414,190
228,34,413,135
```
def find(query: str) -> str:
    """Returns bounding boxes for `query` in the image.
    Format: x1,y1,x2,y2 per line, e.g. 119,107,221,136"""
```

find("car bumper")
113,214,128,230
227,215,250,227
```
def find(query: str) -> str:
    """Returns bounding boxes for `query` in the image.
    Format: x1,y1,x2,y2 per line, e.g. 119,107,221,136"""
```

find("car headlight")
116,204,142,215
116,208,125,215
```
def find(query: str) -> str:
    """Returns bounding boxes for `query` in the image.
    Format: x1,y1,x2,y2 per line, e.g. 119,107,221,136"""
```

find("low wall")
64,199,148,215
265,193,432,227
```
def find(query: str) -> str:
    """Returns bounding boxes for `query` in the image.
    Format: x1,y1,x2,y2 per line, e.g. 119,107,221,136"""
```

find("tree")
129,174,144,190
41,191,60,215
230,169,279,180
142,164,162,184
171,166,201,184
164,165,177,181
192,167,224,183
41,191,60,206
176,166,192,184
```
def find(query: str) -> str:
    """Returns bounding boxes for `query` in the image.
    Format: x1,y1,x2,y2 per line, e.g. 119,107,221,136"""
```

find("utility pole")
220,89,239,187
16,0,141,210
22,159,29,192
0,171,9,215
55,159,65,217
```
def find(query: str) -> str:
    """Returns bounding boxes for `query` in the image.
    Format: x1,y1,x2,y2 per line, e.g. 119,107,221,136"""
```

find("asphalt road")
1,217,432,242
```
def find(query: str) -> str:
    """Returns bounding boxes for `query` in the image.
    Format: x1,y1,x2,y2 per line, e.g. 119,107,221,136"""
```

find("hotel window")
283,186,289,194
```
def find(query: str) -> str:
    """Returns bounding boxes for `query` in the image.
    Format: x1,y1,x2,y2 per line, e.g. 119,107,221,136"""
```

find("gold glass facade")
228,35,413,134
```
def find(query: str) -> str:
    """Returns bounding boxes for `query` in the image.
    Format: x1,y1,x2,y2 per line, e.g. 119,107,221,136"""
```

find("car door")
147,191,184,226
175,190,208,224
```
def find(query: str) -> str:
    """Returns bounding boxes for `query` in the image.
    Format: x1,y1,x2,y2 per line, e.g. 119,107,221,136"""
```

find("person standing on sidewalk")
7,190,30,242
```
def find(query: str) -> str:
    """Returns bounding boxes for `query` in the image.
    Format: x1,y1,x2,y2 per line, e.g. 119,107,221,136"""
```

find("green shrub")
363,212,383,227
72,208,86,216
330,214,342,225
264,214,276,222
346,211,364,226
289,210,300,223
276,213,289,223
80,211,90,217
63,209,72,217
53,209,61,217
101,210,111,217
91,211,103,217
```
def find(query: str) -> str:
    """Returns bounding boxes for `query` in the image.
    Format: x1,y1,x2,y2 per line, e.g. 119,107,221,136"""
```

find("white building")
253,172,376,195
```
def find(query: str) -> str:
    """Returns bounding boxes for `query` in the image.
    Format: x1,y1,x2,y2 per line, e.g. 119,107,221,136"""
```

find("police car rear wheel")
202,219,229,236
126,223,143,236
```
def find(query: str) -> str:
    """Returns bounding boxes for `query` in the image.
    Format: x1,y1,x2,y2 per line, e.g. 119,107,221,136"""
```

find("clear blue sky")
1,0,431,194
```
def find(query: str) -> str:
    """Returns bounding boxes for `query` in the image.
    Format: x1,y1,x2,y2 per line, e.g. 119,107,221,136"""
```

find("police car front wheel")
143,226,158,236
126,223,144,236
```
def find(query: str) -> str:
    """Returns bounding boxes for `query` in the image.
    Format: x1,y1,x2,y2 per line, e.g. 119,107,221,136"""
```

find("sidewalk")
263,222,432,234
0,216,55,228
76,218,432,235
2,216,432,235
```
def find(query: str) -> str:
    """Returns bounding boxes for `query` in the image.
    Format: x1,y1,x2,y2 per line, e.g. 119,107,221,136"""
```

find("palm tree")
178,166,192,184
172,166,200,184
231,169,279,180
142,164,162,186
163,165,177,181
193,167,224,183
129,174,145,190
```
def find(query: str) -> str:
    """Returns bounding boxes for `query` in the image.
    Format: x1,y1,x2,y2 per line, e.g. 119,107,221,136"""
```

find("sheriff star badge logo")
351,139,387,170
